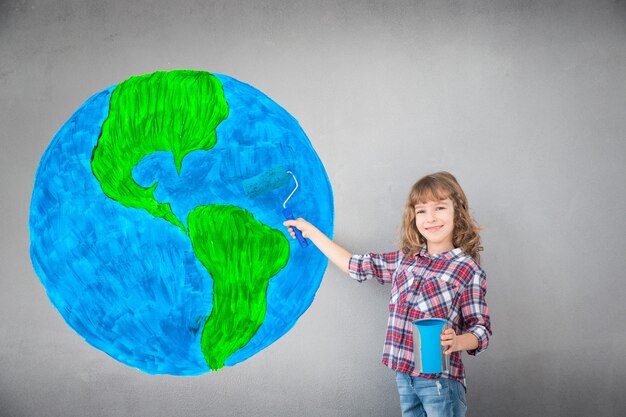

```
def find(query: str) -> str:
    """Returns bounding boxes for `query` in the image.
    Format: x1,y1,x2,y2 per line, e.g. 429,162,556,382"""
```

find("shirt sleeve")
460,269,492,355
348,251,402,284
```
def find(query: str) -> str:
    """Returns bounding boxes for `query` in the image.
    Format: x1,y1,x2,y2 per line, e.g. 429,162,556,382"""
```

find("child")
284,171,491,417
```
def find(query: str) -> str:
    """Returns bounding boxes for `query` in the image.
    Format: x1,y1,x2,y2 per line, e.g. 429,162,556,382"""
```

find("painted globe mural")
29,70,334,375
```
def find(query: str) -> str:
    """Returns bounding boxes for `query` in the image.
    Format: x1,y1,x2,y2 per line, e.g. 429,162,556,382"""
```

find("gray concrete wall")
2,1,625,416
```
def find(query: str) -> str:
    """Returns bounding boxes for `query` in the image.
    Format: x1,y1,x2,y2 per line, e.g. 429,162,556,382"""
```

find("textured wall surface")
2,1,625,416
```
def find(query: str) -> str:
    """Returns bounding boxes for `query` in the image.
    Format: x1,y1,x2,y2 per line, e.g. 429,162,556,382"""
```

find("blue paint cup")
412,318,450,374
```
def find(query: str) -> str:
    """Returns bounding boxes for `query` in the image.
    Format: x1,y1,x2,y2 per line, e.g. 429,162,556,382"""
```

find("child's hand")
441,329,480,355
441,328,458,355
283,218,316,239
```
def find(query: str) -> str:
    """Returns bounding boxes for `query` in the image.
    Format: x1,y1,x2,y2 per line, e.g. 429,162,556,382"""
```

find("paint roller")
243,166,309,248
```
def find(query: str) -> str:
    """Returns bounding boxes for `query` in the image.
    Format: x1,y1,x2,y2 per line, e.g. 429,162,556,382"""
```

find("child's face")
414,198,455,251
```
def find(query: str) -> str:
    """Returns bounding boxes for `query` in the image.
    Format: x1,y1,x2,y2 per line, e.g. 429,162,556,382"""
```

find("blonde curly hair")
400,172,483,263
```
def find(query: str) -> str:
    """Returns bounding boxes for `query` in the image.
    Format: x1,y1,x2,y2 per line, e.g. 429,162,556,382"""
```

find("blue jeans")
395,372,467,417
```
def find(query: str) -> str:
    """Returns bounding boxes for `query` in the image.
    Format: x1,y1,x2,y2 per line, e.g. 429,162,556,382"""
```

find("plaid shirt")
348,246,491,387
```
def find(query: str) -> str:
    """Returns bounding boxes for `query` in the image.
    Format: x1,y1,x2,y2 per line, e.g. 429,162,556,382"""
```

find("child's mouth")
425,226,443,232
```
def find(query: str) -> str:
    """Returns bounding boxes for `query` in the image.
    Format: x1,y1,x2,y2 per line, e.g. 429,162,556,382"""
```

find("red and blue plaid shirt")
348,246,491,387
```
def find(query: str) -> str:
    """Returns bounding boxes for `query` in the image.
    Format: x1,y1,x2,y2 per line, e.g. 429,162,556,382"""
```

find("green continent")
188,205,290,370
91,70,229,232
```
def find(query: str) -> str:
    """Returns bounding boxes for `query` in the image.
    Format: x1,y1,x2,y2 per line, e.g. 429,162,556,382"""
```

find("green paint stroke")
188,205,290,370
90,70,288,370
91,70,229,233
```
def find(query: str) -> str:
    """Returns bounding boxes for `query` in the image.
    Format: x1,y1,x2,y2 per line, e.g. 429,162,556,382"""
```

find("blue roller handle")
283,207,309,248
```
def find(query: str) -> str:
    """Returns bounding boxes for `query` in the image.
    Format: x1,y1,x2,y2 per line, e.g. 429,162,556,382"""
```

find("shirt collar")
416,246,463,261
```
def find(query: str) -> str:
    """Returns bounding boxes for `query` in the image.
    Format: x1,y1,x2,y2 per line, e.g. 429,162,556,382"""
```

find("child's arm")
283,218,351,273
444,269,491,355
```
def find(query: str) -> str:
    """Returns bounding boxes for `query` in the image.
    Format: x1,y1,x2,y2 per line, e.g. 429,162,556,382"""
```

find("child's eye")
436,206,446,211
415,209,425,214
